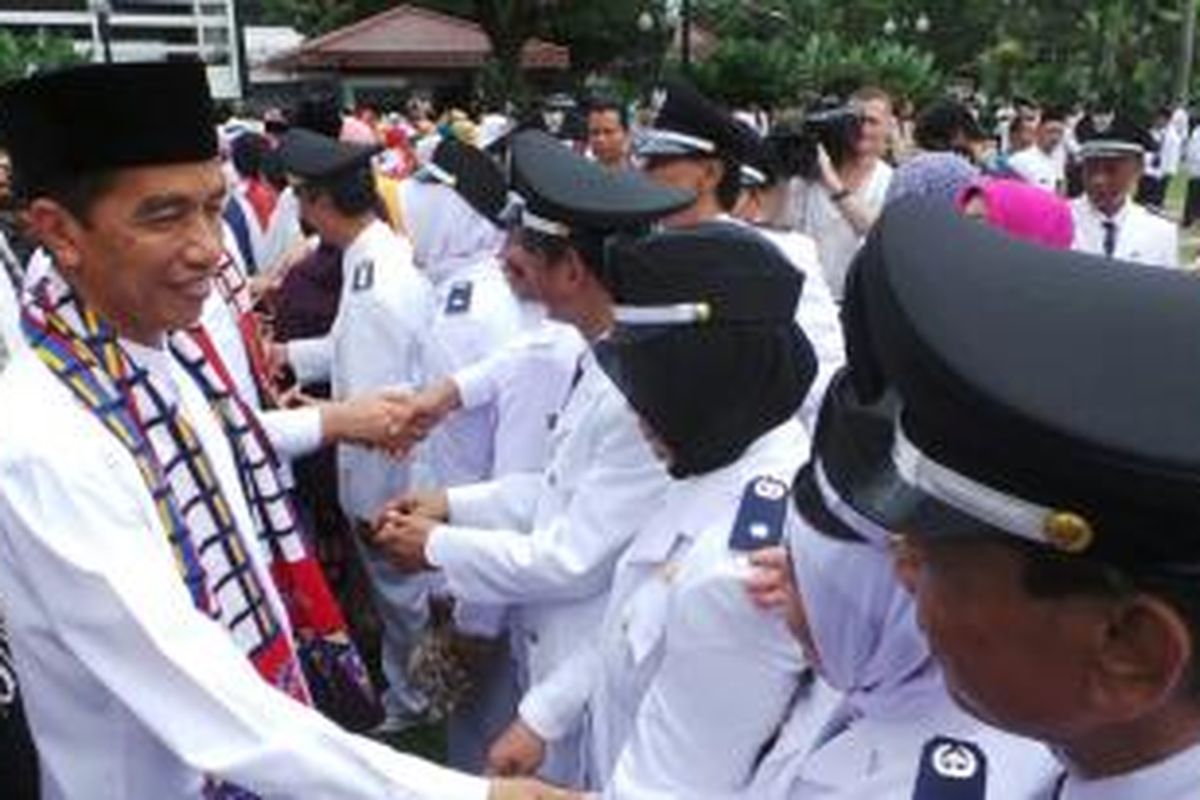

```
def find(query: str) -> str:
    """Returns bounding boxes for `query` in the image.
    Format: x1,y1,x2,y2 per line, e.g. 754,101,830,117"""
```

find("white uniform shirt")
754,225,845,435
0,232,22,369
1070,198,1179,269
1008,147,1063,193
0,346,487,800
1059,739,1200,799
428,347,668,711
520,421,812,796
753,691,1058,799
1185,128,1200,178
781,162,893,302
424,256,526,487
288,220,438,520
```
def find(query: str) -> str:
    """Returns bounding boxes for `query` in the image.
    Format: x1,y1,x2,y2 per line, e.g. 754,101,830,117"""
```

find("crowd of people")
0,58,1199,800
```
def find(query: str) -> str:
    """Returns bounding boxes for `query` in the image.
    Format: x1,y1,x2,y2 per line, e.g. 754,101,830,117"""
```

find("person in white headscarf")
748,382,1059,799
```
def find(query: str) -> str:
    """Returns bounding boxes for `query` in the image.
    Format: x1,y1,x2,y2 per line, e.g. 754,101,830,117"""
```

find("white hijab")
789,471,943,722
401,179,505,286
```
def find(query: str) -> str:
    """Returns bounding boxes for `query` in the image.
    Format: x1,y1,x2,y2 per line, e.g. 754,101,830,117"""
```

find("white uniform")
1070,197,1178,268
287,218,441,719
521,421,811,795
0,232,22,368
754,225,845,435
780,162,893,302
1008,147,1063,193
754,692,1058,799
1058,740,1200,799
0,344,487,800
427,347,668,783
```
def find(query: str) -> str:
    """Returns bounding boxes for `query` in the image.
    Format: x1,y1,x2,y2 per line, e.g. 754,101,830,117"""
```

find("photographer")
775,87,894,302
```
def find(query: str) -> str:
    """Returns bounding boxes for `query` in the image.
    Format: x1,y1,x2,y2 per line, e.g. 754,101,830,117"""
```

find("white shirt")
1070,197,1179,268
782,161,893,302
1060,739,1200,799
754,225,846,435
1008,147,1064,193
288,220,439,520
1185,128,1200,177
754,691,1058,799
519,421,811,796
0,344,487,800
428,347,669,732
0,232,22,369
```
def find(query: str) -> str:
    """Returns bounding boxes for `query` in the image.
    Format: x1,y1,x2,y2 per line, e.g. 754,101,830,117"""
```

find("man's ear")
1089,593,1194,721
24,198,86,271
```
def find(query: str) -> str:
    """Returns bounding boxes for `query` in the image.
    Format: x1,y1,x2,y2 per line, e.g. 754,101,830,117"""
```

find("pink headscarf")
957,178,1074,250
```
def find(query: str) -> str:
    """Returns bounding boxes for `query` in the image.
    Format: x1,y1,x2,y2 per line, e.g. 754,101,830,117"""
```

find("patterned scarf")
212,254,277,408
21,267,378,791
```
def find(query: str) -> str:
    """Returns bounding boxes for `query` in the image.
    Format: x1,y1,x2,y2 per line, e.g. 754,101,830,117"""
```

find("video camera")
768,102,863,182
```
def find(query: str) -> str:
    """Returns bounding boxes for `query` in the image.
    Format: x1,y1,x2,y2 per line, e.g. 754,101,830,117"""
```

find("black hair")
230,133,268,179
715,155,742,211
587,97,630,130
36,170,117,223
1019,545,1200,697
312,165,378,217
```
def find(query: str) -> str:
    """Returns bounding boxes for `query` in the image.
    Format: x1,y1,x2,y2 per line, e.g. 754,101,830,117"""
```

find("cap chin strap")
642,128,718,154
813,460,893,547
613,302,711,326
521,208,571,238
891,425,1057,549
1079,141,1144,159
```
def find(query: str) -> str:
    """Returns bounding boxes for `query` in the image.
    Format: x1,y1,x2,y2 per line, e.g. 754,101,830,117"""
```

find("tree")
0,29,84,85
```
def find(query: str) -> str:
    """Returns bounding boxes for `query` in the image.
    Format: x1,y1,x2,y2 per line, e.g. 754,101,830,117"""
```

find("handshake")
285,379,463,458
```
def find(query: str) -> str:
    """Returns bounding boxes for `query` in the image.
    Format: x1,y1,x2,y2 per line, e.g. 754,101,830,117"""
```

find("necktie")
1102,220,1118,258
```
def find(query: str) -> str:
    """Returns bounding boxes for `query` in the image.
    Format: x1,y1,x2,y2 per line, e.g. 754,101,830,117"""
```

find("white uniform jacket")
1058,739,1200,799
0,347,487,800
287,220,439,520
521,420,812,797
428,347,668,692
752,690,1058,799
1070,198,1179,269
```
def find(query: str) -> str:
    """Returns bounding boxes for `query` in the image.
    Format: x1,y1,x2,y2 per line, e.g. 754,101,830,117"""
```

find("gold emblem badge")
1043,511,1094,554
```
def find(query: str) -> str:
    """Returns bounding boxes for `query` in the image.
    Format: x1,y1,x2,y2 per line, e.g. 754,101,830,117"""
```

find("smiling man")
0,61,571,800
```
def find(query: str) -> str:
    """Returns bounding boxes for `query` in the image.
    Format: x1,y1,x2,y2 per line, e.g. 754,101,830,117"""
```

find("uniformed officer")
1071,115,1178,267
634,78,845,437
816,199,1200,797
746,375,1059,799
274,127,440,731
498,222,821,796
369,129,693,785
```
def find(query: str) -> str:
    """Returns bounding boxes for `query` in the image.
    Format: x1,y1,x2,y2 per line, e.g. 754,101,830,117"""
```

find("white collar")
1082,197,1133,225
1062,737,1200,799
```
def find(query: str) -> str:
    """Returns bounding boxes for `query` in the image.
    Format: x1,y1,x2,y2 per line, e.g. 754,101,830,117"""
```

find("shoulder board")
445,280,474,315
351,260,375,292
729,476,789,552
911,736,987,800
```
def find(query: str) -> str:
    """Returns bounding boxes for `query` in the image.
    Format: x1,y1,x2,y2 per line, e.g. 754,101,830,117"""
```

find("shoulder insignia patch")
912,736,987,800
446,281,474,315
729,476,789,552
351,260,375,292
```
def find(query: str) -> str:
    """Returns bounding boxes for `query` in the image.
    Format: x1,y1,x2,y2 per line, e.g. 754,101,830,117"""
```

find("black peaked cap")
1076,114,1156,158
423,137,508,225
607,220,800,323
277,128,379,184
0,61,217,200
636,77,745,159
821,199,1200,570
510,130,694,234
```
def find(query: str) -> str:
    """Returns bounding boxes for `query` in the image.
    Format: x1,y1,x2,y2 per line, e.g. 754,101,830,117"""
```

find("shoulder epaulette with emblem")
729,476,789,552
445,280,474,315
351,260,375,292
912,736,987,800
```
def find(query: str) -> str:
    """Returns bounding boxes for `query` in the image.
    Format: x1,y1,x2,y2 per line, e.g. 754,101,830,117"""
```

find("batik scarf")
213,253,277,407
21,268,378,791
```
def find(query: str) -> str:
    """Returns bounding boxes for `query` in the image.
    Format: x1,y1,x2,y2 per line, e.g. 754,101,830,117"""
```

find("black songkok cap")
277,128,379,186
635,77,745,160
0,61,218,201
418,137,508,225
805,199,1200,574
509,129,693,238
596,222,816,479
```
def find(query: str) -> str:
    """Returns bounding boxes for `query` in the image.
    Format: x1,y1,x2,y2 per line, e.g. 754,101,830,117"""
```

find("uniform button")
528,632,539,645
547,471,558,488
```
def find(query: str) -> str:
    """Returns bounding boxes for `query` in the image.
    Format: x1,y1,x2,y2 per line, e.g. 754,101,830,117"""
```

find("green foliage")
0,29,85,85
